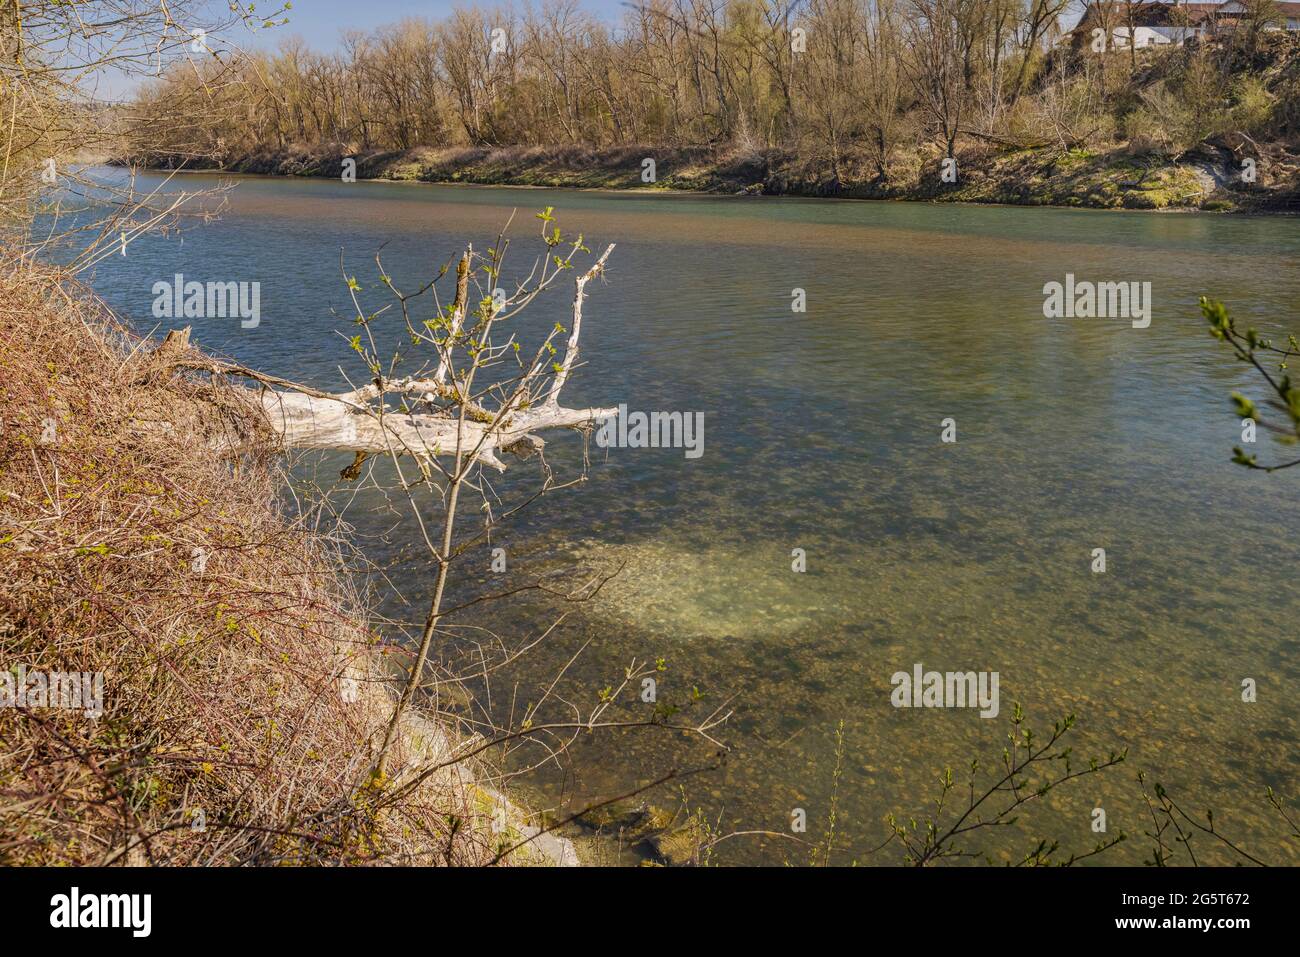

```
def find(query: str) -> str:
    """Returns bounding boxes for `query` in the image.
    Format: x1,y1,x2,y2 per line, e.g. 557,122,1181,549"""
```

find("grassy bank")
0,255,567,866
131,137,1300,212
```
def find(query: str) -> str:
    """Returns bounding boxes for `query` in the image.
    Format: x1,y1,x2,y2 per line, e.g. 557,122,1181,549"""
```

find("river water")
80,170,1300,864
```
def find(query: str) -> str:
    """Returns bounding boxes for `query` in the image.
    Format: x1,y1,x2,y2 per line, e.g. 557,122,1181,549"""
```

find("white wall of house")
1111,26,1175,48
1146,25,1203,44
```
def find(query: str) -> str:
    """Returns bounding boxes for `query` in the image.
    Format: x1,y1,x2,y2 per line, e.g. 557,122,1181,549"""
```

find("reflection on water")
80,171,1300,864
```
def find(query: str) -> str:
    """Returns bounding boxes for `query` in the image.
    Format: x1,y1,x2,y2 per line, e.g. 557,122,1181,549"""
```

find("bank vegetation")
121,1,1300,210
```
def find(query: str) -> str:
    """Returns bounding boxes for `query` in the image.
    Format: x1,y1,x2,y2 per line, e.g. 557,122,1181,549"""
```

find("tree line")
126,1,1297,183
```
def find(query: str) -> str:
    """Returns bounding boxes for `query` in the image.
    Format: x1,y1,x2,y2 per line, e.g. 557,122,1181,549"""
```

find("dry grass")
0,253,513,866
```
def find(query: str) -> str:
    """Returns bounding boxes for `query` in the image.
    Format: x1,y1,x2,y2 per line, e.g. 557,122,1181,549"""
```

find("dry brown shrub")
0,252,511,866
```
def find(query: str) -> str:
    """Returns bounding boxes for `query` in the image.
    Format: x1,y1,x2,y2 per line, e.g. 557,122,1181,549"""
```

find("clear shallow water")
77,171,1299,864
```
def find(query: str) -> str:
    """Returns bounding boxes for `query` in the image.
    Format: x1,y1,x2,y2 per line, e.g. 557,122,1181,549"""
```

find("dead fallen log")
153,244,618,473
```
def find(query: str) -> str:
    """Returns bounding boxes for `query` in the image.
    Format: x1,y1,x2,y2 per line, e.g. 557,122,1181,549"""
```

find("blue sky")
241,0,630,52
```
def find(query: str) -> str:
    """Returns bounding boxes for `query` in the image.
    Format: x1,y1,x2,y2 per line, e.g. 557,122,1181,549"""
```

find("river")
79,170,1300,864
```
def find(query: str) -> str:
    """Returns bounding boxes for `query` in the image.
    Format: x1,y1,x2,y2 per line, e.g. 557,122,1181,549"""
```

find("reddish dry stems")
0,254,505,866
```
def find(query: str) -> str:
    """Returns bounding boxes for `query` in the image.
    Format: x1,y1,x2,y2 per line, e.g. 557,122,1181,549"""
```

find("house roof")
1220,1,1300,15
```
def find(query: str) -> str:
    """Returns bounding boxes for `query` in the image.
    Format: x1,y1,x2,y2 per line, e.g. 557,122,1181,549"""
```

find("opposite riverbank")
128,137,1300,213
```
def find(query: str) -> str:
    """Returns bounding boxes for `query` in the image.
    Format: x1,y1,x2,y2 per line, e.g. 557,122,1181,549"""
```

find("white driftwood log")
172,245,617,472
255,391,617,471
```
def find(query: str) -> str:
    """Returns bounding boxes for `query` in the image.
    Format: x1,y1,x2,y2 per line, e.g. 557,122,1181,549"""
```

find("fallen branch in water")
150,244,618,473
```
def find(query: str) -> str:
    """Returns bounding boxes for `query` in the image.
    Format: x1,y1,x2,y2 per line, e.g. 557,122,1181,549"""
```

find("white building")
1070,2,1300,50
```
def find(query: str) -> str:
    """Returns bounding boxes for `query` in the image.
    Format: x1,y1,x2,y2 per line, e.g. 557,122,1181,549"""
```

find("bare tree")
904,0,979,158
